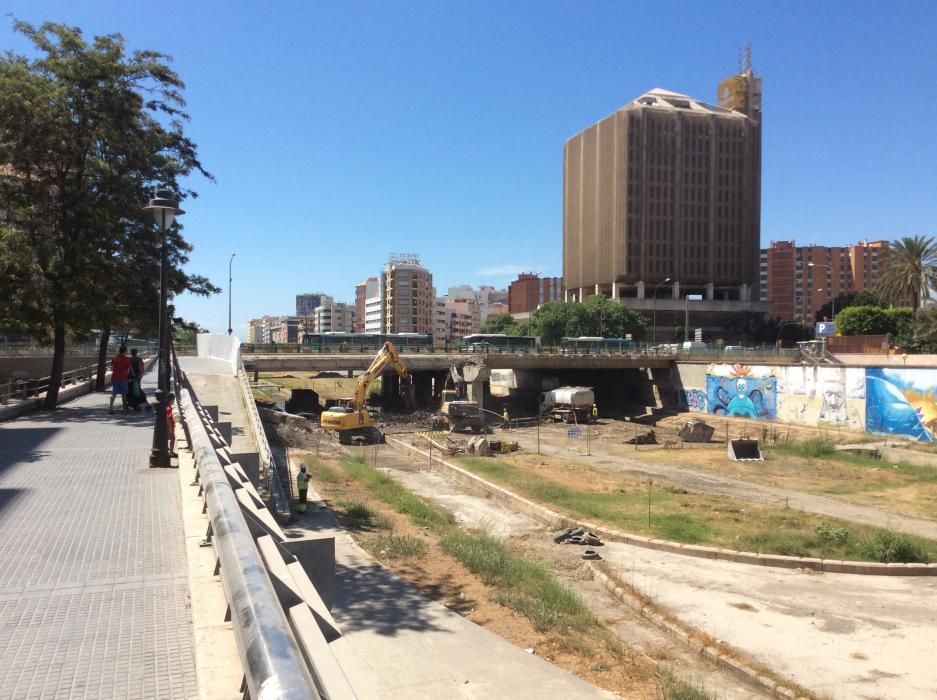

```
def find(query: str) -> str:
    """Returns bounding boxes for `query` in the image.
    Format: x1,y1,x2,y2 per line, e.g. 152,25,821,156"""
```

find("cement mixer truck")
540,386,595,424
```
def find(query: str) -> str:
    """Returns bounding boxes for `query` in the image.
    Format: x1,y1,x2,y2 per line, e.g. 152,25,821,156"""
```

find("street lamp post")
227,252,236,336
808,263,835,321
144,189,184,468
652,277,671,346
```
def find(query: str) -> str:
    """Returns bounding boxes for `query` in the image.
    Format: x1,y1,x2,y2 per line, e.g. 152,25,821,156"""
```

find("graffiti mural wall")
866,368,937,442
705,364,777,420
682,389,707,412
776,366,866,430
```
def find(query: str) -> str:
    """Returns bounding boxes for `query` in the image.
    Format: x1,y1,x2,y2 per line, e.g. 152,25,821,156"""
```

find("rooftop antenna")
743,43,753,74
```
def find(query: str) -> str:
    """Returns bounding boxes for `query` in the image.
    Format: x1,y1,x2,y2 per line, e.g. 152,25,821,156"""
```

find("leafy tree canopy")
815,290,883,323
480,299,646,345
0,20,215,406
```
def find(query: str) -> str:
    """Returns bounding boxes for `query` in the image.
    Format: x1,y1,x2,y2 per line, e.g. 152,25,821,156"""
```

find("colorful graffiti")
866,368,937,442
683,389,707,412
705,364,776,420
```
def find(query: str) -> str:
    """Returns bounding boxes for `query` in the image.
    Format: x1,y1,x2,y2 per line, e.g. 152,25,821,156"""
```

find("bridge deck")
0,370,197,699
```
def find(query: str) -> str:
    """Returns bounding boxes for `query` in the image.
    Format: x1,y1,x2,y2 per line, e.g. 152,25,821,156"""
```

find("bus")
301,332,434,352
460,334,541,352
560,336,636,353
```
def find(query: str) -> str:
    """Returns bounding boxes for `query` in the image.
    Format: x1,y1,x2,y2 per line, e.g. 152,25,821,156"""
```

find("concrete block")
759,554,810,570
728,551,761,565
231,452,261,486
283,535,336,610
687,545,720,559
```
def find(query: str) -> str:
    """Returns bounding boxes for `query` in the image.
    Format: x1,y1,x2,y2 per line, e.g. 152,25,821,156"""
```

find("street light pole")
228,252,237,336
144,189,184,468
652,277,671,346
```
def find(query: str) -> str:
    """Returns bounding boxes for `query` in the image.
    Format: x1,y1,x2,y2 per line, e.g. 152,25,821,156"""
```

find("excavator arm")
351,341,411,409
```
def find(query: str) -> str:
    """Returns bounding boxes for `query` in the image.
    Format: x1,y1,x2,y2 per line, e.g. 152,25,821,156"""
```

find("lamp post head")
144,189,184,230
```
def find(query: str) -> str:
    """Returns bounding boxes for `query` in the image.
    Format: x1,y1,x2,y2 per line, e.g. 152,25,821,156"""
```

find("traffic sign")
815,322,836,337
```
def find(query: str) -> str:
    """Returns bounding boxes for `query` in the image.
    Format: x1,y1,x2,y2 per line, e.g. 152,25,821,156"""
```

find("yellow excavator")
319,341,413,444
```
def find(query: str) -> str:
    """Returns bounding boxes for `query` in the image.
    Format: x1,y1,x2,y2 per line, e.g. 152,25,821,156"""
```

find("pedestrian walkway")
0,369,198,699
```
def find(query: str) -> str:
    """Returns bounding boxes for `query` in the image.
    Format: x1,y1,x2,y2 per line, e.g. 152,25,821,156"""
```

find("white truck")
540,386,595,424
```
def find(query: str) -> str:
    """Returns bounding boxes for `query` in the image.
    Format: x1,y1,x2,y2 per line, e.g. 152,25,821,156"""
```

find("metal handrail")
181,388,322,699
237,362,292,519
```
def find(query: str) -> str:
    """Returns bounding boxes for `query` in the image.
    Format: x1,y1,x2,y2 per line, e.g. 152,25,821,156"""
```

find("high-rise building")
761,240,892,323
508,274,564,313
313,302,355,333
296,293,330,317
354,278,379,332
381,255,433,334
562,55,768,339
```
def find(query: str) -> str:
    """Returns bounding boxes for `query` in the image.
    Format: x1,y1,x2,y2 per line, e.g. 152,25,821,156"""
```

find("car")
681,341,709,352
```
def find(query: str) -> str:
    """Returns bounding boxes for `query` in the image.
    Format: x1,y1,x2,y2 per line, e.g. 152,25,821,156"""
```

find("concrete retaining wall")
197,333,240,375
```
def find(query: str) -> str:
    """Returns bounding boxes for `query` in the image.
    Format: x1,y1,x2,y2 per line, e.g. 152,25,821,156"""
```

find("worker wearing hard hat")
592,404,598,421
297,464,309,513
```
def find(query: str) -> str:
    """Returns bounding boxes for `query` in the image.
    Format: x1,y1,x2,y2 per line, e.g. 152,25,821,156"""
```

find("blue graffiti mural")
706,375,777,420
865,368,936,442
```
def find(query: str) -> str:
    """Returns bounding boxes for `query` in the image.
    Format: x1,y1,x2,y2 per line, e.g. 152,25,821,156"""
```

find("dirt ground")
300,447,665,699
517,415,937,525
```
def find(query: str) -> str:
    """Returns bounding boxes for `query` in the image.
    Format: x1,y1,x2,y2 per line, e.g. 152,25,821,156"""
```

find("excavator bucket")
728,438,763,461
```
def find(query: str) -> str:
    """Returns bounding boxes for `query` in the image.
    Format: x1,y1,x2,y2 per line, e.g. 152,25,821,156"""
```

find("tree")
524,298,646,345
815,290,883,323
913,306,937,351
834,306,892,336
876,236,937,311
479,313,522,335
0,21,214,408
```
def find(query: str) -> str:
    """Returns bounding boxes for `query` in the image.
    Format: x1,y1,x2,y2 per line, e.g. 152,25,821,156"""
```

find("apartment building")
761,240,891,322
354,278,379,332
447,284,508,323
381,254,433,334
508,274,564,313
313,302,355,333
296,293,330,318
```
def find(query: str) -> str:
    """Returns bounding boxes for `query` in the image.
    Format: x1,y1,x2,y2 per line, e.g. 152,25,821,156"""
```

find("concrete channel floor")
183,362,614,699
385,433,937,700
0,367,198,699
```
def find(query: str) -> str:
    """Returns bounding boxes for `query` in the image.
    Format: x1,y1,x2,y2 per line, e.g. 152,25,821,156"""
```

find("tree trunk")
95,327,111,392
43,317,66,410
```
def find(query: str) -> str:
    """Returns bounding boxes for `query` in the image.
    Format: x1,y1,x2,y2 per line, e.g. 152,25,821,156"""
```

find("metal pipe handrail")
181,387,320,700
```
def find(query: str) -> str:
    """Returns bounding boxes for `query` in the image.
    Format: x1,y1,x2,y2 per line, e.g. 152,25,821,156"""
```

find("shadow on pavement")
332,560,453,637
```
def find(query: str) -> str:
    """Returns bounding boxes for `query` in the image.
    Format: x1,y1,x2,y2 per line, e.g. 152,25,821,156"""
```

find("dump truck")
540,386,595,424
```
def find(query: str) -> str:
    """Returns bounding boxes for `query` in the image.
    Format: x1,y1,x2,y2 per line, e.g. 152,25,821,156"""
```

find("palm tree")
876,235,937,311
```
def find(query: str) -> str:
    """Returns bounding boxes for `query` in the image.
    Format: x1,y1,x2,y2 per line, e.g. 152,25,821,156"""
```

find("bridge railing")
1,362,99,404
237,360,292,520
178,378,355,700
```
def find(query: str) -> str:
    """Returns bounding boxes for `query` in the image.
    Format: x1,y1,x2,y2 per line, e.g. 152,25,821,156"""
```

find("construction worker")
502,407,510,429
296,464,309,513
592,404,598,422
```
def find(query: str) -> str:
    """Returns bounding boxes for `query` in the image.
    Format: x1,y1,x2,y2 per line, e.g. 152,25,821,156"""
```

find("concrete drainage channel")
382,435,937,700
384,436,937,577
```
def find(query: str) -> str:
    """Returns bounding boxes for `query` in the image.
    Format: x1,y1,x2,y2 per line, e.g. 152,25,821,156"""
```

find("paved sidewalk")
0,370,198,699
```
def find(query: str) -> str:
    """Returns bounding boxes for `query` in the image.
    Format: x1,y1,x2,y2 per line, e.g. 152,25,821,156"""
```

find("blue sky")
4,1,936,336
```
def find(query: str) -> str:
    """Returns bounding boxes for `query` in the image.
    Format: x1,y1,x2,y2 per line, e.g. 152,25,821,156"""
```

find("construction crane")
319,341,413,445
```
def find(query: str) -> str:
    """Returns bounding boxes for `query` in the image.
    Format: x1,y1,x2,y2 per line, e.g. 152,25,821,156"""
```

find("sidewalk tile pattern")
0,387,197,699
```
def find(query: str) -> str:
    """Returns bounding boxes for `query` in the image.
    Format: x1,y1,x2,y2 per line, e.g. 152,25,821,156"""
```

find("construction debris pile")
553,527,604,560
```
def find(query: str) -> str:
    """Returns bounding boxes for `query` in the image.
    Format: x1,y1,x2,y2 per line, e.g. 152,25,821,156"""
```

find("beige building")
563,61,762,306
381,255,434,334
313,302,355,333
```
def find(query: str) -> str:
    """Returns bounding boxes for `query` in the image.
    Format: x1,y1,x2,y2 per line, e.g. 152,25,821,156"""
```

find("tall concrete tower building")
381,254,434,334
563,56,763,324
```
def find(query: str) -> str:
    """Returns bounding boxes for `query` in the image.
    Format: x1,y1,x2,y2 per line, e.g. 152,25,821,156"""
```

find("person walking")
592,404,598,422
109,345,131,414
502,407,510,429
296,464,310,513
